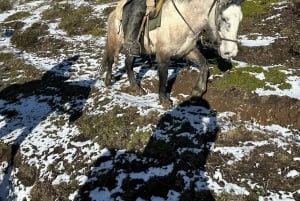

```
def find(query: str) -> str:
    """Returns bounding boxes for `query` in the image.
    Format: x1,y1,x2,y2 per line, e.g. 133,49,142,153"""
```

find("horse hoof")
104,79,112,87
191,89,205,97
159,97,173,109
137,87,146,95
140,89,146,95
132,85,146,95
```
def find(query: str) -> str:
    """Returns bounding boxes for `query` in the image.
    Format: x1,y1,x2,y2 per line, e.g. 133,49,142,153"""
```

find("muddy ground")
170,1,300,130
132,0,300,129
0,1,300,200
237,1,300,68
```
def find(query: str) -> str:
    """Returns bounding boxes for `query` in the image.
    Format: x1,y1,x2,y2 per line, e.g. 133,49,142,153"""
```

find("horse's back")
146,0,207,57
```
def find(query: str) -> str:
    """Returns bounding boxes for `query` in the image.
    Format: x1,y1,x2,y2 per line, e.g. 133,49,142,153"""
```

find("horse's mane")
216,0,243,19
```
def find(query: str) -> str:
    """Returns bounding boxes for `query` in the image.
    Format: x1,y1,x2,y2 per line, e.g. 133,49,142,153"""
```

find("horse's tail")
100,10,123,75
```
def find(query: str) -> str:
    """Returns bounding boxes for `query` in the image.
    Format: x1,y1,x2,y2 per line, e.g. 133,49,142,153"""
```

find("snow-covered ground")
0,1,299,201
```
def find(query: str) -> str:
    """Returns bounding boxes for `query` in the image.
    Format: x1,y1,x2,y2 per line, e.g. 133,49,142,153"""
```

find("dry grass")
42,3,107,36
58,5,106,36
216,125,271,146
11,22,49,52
0,142,12,163
0,0,13,12
1,21,25,31
30,181,59,201
4,11,31,22
0,52,43,91
207,132,300,200
10,21,71,55
75,105,158,152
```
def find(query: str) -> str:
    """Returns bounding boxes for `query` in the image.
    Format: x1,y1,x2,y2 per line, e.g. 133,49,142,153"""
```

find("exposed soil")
236,1,300,68
0,1,299,200
204,84,300,130
137,1,300,130
171,1,300,129
167,68,300,130
211,1,300,129
136,63,300,130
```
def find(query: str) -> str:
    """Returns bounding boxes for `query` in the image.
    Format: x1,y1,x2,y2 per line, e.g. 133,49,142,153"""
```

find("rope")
171,0,196,35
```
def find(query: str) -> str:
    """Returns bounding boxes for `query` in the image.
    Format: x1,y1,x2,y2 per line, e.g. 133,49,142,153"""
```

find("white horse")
102,0,243,107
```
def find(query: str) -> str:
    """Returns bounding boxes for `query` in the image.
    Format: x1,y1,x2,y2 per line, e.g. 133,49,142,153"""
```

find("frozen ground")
0,1,299,201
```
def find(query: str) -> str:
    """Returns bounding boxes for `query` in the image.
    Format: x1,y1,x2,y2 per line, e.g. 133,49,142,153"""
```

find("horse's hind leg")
101,46,114,87
185,48,209,97
125,55,145,95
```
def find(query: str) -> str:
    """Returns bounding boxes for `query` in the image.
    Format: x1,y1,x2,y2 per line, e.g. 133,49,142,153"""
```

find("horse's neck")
145,0,219,51
165,0,217,31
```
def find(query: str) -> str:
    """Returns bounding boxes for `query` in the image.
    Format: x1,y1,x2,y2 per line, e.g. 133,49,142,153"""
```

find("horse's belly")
148,31,197,57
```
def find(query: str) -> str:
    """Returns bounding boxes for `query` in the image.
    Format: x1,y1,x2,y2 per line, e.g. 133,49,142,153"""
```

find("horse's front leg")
125,55,145,95
156,53,172,108
185,48,209,97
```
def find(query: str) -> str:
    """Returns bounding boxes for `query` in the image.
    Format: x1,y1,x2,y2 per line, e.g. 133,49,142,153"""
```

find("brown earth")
137,1,300,130
169,67,300,130
207,1,300,129
236,1,300,68
184,1,299,130
137,65,300,130
204,84,300,130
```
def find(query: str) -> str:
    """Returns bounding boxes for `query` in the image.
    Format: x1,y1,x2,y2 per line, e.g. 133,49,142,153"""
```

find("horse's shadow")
0,55,95,197
76,98,218,201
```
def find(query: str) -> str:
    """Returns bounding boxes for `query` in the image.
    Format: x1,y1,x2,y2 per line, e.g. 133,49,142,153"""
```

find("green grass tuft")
59,5,106,36
11,22,49,52
0,0,13,12
42,3,71,20
214,65,292,91
214,68,266,91
242,0,282,19
75,106,158,151
4,11,31,22
264,67,288,85
42,4,106,36
0,52,43,91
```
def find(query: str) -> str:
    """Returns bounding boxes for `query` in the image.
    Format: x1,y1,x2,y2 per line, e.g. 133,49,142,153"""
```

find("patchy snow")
256,75,300,99
232,62,300,100
0,1,299,201
259,191,296,201
263,14,281,21
213,140,269,161
208,169,249,195
286,170,300,178
239,34,278,47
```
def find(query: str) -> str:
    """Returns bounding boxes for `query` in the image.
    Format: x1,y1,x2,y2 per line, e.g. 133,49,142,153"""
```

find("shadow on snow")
76,98,218,201
0,55,96,199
